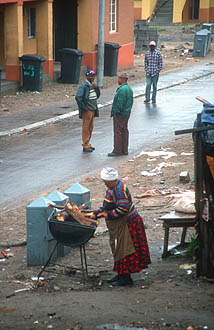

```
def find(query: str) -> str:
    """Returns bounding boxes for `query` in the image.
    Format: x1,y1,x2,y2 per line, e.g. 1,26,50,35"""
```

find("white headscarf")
101,167,118,181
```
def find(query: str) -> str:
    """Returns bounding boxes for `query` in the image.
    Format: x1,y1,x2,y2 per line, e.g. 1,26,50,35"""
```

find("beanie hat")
101,167,118,181
149,41,156,46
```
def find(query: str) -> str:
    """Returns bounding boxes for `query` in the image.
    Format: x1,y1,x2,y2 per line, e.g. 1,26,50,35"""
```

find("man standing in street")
75,70,100,152
144,41,163,104
108,73,133,157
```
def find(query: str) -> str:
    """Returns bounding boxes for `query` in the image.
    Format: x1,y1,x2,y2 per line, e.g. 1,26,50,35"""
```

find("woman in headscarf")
91,167,151,286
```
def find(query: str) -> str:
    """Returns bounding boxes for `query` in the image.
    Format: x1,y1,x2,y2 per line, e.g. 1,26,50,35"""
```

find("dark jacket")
111,83,133,117
75,80,100,119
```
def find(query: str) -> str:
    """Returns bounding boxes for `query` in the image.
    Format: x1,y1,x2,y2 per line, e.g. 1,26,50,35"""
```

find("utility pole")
97,0,105,87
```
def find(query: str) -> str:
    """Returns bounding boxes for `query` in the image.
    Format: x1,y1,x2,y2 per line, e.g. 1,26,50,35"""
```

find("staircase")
149,0,173,26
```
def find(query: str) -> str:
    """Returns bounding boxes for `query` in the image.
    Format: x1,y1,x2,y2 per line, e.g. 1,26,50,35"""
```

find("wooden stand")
159,211,196,258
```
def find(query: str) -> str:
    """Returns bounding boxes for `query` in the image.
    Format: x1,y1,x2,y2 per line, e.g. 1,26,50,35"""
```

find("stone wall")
134,20,159,53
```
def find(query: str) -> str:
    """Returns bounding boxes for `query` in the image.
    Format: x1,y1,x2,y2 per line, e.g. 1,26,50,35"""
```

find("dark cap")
86,70,96,76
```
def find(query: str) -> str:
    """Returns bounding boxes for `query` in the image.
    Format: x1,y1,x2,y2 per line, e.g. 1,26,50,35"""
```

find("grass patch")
186,234,198,258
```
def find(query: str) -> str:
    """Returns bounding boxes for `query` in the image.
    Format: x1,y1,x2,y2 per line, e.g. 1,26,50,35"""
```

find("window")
28,8,36,38
110,0,117,32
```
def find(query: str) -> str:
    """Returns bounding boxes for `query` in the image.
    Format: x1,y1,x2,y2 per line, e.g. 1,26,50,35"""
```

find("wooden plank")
175,125,214,136
159,210,196,220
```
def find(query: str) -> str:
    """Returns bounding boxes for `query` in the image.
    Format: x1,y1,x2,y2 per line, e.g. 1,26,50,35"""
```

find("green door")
53,0,78,62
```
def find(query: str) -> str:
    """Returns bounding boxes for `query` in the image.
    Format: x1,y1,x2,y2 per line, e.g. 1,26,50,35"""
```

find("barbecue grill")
37,210,96,281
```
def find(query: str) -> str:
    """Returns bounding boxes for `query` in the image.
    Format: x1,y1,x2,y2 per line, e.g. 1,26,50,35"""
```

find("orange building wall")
210,6,214,20
199,8,210,21
3,0,53,81
0,7,5,66
182,0,214,23
82,0,134,72
4,3,21,80
3,0,134,82
134,8,142,22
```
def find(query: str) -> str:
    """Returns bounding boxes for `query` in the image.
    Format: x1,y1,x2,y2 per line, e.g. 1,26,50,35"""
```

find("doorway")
53,0,78,62
192,0,199,20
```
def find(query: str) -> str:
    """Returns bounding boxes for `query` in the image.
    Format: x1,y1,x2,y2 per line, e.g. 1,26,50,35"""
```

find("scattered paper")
137,150,177,160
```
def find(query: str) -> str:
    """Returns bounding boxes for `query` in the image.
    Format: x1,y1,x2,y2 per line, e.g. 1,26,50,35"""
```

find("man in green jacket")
108,73,133,157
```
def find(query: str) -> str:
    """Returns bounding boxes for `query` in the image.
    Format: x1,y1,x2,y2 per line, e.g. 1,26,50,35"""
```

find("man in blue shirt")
144,41,163,104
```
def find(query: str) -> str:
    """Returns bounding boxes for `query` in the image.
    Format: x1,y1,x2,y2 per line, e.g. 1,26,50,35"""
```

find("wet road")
1,73,214,208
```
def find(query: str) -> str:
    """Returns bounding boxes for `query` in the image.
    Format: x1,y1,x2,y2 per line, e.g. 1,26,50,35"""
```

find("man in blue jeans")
144,41,163,104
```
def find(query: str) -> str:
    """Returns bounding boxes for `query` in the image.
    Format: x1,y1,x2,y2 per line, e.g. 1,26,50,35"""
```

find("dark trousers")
113,115,130,154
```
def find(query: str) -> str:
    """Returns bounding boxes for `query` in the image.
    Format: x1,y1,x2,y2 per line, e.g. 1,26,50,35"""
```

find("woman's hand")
96,212,108,219
90,213,97,220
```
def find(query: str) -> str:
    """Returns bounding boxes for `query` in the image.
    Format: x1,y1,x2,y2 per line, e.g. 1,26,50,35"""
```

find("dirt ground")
1,37,214,330
1,134,214,330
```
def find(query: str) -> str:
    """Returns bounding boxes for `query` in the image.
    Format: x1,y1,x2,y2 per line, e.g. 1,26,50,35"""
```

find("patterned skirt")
114,214,151,274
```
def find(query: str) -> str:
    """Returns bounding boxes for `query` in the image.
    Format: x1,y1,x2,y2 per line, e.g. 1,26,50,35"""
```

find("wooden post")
194,113,203,276
175,115,214,279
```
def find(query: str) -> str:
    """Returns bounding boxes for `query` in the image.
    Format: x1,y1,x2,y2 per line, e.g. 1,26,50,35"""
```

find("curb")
0,70,213,138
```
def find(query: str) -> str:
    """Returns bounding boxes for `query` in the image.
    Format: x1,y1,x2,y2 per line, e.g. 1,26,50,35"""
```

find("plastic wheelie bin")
59,48,84,84
19,55,46,92
193,29,210,57
104,42,121,77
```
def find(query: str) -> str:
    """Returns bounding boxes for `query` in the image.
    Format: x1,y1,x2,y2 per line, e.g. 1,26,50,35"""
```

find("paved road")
0,69,214,209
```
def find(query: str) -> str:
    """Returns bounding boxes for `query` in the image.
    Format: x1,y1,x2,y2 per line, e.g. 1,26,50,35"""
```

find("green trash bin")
104,42,121,77
59,48,84,84
20,54,46,92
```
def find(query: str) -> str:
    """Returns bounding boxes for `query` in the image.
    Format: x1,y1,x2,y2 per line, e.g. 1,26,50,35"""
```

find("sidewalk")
0,60,213,137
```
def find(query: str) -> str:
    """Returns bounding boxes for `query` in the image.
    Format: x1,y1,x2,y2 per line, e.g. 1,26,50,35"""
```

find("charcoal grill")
37,210,96,281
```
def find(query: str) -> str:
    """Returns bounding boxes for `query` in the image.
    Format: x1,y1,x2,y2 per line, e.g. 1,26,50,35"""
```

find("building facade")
134,0,214,24
0,0,134,82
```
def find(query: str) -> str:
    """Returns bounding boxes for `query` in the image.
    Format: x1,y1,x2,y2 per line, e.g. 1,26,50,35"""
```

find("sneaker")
144,99,150,103
90,146,95,151
108,152,122,157
123,152,128,155
152,100,156,103
83,148,93,153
